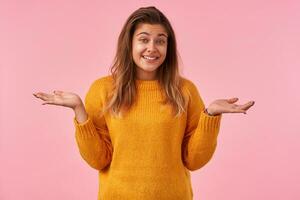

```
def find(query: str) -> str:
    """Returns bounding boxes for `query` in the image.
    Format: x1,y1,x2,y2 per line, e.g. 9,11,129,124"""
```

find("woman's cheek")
136,44,146,53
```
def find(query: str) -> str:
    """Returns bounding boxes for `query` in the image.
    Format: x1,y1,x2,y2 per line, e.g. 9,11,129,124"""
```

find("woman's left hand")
206,97,255,116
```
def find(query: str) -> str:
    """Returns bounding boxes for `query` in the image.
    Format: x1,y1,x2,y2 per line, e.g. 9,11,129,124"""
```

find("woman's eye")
140,39,148,43
139,38,166,44
157,40,166,44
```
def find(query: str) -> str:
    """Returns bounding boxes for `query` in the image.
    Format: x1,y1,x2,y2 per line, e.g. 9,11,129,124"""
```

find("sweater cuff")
199,110,222,139
73,116,98,139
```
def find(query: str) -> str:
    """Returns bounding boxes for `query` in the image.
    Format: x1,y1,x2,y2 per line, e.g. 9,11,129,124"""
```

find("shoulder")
85,75,114,104
180,77,205,110
180,76,201,97
90,75,113,88
87,75,114,94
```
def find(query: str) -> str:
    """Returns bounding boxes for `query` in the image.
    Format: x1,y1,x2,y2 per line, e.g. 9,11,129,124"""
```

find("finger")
53,90,64,95
239,101,255,110
227,97,239,104
231,106,249,114
35,92,53,98
229,109,247,114
35,93,54,102
42,101,50,105
35,94,50,101
42,100,56,105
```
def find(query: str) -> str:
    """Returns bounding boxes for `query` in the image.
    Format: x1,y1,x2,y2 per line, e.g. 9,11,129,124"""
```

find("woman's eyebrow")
136,32,168,38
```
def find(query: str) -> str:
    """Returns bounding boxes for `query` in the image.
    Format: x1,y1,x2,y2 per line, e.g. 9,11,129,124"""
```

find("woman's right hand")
33,90,83,110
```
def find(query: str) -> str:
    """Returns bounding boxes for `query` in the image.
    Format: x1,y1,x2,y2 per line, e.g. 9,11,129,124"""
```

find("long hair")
103,6,187,117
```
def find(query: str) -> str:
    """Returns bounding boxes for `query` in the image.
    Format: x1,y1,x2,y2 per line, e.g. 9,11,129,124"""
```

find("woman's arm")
74,103,88,123
181,81,221,171
33,79,113,171
181,81,254,171
182,108,222,171
73,79,113,171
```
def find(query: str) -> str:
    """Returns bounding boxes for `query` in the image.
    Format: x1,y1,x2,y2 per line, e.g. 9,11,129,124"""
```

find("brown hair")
103,6,187,117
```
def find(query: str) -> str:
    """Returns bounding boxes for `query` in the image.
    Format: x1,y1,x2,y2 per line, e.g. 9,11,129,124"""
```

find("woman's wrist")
204,108,215,116
74,103,88,123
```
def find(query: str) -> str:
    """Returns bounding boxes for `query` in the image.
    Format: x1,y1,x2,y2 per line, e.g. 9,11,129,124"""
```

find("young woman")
33,6,254,200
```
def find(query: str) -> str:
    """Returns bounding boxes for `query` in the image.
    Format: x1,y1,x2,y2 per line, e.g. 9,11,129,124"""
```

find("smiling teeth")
143,56,157,60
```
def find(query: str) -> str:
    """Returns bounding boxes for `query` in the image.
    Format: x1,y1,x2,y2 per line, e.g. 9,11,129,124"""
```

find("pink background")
1,0,299,199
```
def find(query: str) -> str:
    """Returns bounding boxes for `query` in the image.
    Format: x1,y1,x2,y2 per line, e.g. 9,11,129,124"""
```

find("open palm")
207,97,255,115
33,90,82,109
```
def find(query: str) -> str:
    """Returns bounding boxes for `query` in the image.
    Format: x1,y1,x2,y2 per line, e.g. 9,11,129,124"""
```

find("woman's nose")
147,41,157,52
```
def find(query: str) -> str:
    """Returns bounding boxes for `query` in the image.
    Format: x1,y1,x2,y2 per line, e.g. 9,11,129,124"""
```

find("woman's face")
132,23,168,80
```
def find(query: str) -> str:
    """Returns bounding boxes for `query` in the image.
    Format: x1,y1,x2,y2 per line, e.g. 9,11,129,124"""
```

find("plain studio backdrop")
0,0,299,199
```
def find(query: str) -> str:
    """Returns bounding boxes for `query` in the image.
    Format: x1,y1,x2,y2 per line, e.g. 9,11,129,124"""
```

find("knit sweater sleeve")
182,80,222,171
73,78,113,171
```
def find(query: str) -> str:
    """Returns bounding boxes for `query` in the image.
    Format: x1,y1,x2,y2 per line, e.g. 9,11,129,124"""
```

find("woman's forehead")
134,23,168,37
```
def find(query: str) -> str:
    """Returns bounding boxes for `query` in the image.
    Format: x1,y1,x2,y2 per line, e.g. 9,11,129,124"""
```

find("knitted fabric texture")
73,75,222,200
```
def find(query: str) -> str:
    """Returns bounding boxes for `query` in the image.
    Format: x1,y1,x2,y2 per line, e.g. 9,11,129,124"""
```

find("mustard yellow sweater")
73,75,222,200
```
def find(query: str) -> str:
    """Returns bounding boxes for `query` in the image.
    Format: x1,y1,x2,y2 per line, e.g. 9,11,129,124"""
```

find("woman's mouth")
142,55,159,62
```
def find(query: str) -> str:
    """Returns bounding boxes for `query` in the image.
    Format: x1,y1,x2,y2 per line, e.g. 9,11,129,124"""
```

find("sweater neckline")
135,79,160,90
